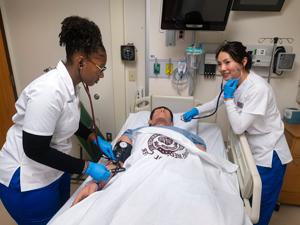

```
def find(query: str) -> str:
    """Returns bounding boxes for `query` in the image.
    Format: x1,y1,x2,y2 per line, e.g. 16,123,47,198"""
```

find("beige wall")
1,0,119,137
1,0,299,139
0,0,146,137
148,0,300,138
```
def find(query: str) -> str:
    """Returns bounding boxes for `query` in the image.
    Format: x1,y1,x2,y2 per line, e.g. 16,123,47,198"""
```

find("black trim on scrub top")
23,131,85,174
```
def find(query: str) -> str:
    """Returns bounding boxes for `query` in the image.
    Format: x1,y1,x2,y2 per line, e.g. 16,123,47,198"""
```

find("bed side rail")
227,129,262,224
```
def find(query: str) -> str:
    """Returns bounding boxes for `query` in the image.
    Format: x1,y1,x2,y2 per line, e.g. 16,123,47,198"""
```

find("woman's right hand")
182,108,199,122
223,79,239,99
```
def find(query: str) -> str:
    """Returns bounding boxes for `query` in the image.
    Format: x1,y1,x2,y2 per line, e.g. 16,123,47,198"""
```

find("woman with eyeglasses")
0,16,115,225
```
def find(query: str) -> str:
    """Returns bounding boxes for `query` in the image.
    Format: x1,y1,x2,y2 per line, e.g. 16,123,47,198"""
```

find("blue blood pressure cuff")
113,141,132,163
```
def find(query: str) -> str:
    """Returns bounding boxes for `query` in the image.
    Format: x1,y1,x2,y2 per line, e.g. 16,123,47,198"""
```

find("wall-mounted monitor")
161,0,234,31
232,0,285,11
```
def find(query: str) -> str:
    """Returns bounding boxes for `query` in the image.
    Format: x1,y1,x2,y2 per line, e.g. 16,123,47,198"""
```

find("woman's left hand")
93,136,116,160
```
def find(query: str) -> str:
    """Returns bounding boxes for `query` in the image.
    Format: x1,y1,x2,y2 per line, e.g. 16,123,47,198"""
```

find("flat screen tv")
232,0,285,11
161,0,234,31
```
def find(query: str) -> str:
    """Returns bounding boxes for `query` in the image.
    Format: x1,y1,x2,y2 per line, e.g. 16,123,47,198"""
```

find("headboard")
135,95,194,113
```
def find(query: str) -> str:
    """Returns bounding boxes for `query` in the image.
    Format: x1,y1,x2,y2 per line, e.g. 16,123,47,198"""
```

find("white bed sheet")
50,126,251,225
49,111,246,224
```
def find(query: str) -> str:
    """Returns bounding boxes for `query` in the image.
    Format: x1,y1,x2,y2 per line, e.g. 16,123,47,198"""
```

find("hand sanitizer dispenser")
284,81,300,124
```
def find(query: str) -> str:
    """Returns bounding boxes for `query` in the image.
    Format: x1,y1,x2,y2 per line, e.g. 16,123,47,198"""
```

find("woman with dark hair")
183,41,292,225
0,16,115,224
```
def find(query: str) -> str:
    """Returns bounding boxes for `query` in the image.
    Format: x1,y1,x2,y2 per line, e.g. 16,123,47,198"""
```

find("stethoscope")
190,66,245,120
78,59,103,157
81,81,102,151
81,72,126,174
191,78,224,120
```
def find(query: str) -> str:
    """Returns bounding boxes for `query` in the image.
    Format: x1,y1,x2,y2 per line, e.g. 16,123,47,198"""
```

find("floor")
1,184,299,225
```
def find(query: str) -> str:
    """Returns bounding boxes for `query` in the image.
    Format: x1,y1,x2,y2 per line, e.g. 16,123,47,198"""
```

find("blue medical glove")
93,136,116,161
85,161,111,182
182,108,199,122
224,79,239,99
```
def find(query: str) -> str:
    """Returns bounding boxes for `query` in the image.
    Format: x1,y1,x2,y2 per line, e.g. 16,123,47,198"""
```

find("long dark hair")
216,41,252,72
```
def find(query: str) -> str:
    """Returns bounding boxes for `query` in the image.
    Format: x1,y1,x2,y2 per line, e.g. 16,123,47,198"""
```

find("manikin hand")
71,181,99,206
73,162,122,206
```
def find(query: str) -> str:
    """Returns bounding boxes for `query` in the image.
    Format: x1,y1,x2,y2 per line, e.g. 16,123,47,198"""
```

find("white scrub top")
198,71,292,167
0,61,81,191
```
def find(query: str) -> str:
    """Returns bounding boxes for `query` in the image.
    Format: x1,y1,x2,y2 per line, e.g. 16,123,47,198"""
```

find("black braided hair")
59,16,106,62
216,41,252,72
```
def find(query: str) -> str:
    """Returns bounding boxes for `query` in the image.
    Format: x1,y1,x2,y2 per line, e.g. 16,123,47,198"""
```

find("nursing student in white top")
0,16,115,225
183,41,292,225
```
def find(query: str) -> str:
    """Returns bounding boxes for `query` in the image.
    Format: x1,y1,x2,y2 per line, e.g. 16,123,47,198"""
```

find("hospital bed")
49,95,261,224
135,95,262,224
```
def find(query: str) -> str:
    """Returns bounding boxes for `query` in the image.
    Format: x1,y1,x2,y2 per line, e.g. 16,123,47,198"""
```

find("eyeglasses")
88,59,107,73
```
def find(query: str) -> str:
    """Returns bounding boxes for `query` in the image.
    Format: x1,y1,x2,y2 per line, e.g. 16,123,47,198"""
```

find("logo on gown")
142,134,189,160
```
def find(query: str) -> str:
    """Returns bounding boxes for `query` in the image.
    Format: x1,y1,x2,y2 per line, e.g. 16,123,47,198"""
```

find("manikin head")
148,106,174,126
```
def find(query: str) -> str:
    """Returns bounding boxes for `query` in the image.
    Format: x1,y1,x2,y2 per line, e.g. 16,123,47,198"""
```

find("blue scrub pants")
255,151,287,225
0,168,70,225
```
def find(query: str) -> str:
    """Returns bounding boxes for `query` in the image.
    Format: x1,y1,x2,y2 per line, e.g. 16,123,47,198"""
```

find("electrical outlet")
128,70,136,81
106,132,112,142
137,88,144,98
256,48,266,56
178,30,185,39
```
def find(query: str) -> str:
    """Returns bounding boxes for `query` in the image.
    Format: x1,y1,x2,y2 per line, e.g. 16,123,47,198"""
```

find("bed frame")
227,130,262,223
135,95,262,224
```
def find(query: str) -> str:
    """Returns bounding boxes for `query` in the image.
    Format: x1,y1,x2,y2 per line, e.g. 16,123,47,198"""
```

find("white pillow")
118,111,198,135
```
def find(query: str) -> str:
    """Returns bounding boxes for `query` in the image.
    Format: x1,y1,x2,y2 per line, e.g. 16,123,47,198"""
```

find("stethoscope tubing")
82,82,101,151
191,79,224,120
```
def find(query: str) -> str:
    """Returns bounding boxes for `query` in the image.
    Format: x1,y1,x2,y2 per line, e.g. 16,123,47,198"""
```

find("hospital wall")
0,0,146,138
0,0,299,142
0,0,112,160
0,0,145,158
147,0,300,138
0,0,120,137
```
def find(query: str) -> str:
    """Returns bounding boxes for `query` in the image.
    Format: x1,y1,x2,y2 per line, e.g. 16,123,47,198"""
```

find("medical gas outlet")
204,53,218,76
149,58,177,78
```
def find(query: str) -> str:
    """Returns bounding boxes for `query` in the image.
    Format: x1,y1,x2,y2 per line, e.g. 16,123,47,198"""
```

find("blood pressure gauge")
121,44,135,61
119,141,128,148
113,141,132,164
